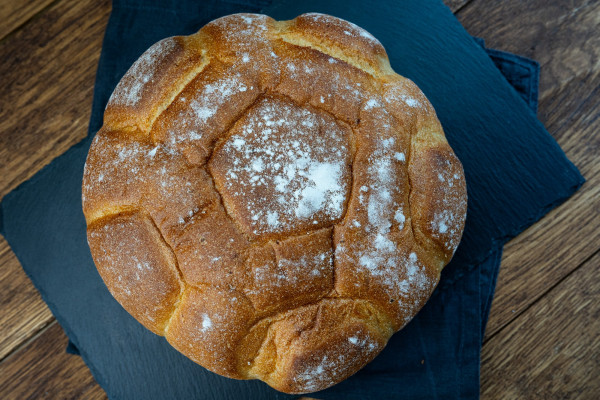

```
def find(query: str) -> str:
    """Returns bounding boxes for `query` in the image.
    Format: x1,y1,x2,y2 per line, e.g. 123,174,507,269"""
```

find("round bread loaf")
82,12,467,394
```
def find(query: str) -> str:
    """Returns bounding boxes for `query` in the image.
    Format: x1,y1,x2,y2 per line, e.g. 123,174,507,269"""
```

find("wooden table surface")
0,0,598,398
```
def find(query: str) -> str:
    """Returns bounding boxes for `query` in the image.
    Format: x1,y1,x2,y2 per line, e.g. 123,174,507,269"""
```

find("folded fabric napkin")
0,0,583,399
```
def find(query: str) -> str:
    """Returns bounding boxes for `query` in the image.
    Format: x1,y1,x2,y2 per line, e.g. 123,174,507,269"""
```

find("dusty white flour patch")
295,162,343,218
201,314,212,332
428,163,467,252
383,80,426,117
266,211,279,227
293,330,379,391
190,76,248,123
109,38,176,106
394,207,406,229
364,98,380,110
401,94,421,108
215,97,351,236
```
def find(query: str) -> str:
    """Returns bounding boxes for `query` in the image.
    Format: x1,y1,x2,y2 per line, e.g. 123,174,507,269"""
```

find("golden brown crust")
82,12,467,394
165,285,256,378
280,13,389,77
248,299,392,393
172,202,250,288
87,211,183,334
104,36,208,134
244,227,334,313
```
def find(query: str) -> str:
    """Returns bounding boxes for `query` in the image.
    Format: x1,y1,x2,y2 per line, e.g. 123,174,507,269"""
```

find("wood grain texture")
0,0,110,396
0,0,55,41
0,0,111,200
457,0,599,101
487,72,600,338
0,321,107,400
0,238,53,361
443,0,471,12
457,0,600,339
481,250,600,399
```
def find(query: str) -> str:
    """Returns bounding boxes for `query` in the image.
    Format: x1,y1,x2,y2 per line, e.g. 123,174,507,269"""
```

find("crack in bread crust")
406,118,418,252
86,204,140,227
143,212,187,336
276,32,386,79
87,209,185,334
147,51,212,136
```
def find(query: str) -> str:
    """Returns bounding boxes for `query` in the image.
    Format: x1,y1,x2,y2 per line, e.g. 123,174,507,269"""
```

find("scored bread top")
82,13,467,394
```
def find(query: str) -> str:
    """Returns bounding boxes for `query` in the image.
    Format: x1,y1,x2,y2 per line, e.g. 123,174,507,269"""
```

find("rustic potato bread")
82,12,467,394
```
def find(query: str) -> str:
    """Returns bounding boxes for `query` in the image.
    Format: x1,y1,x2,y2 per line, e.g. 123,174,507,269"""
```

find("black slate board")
0,0,584,399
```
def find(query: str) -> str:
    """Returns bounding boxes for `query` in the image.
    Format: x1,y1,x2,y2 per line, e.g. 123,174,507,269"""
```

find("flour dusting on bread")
109,38,177,106
83,12,467,395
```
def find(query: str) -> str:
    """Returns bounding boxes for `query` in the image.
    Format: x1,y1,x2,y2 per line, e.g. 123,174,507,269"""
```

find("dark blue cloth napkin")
0,0,583,399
